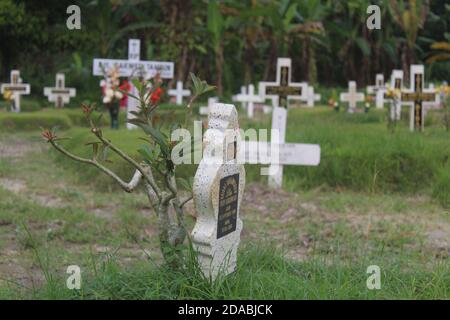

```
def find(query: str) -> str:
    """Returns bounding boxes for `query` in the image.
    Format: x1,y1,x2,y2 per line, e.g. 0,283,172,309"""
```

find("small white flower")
115,91,123,99
105,88,114,98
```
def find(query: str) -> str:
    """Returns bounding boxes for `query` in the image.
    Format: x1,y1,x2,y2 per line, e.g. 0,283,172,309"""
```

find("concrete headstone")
192,103,245,280
199,97,219,116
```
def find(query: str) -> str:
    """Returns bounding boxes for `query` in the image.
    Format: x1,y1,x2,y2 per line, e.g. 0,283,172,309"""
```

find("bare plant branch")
90,128,162,201
179,196,193,208
51,141,140,193
142,164,162,206
157,174,177,209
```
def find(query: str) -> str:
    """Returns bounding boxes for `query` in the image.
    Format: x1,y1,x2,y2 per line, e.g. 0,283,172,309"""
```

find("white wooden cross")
43,73,76,108
0,70,30,112
258,58,318,188
239,138,321,188
199,97,219,115
305,85,321,107
340,81,365,113
168,81,190,105
400,65,438,131
259,58,307,109
233,84,264,118
385,70,404,121
232,86,248,110
367,74,386,109
425,83,441,110
93,39,174,129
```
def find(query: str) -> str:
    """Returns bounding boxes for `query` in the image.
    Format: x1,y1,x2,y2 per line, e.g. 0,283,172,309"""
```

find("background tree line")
0,0,449,100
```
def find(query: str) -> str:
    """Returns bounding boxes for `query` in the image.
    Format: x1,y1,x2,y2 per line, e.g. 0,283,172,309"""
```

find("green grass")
0,106,448,299
0,108,121,132
48,106,450,207
0,98,43,112
2,244,448,299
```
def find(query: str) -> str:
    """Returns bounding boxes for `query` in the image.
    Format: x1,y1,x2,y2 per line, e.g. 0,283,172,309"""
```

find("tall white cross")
43,73,76,108
367,74,386,109
258,58,317,188
259,58,307,109
93,39,174,129
305,86,321,107
168,81,191,105
384,70,404,120
340,81,365,113
199,97,219,115
0,70,30,112
400,65,438,131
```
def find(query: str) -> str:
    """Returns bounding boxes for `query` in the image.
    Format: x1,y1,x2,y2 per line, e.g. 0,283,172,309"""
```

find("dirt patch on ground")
31,194,64,208
0,178,27,193
241,183,449,260
0,178,64,208
0,138,44,160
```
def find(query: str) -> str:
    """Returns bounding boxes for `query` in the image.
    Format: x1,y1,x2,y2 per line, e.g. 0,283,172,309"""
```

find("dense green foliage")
1,0,449,102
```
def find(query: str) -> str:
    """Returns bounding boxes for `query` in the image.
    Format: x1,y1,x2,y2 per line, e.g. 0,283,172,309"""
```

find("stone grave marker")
0,70,30,112
93,38,174,129
400,65,438,131
340,81,365,113
168,80,190,105
192,103,245,280
43,73,76,108
199,97,219,116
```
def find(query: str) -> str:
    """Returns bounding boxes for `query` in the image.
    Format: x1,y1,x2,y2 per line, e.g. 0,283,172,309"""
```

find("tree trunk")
302,39,310,81
215,43,224,96
308,43,317,85
160,0,192,86
402,43,410,83
157,202,186,270
263,37,277,81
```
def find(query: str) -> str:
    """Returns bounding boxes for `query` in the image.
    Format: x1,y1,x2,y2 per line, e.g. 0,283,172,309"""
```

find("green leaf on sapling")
131,78,142,92
176,177,192,191
190,73,216,97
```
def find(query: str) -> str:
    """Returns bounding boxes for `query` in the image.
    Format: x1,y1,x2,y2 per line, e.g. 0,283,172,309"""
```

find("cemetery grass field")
0,106,449,299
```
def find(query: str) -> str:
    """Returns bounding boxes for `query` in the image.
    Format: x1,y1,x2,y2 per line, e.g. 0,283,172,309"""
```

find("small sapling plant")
42,73,215,269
